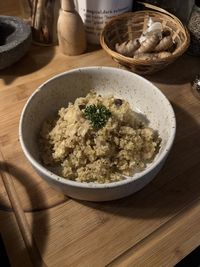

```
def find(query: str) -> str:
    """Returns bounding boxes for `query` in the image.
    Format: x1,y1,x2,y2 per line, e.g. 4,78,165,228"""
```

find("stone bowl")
19,67,176,202
0,16,32,70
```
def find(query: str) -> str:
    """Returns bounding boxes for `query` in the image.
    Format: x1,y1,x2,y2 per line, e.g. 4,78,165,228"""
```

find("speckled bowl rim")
19,66,176,189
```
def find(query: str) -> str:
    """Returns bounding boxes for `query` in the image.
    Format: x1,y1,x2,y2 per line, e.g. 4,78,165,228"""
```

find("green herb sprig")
84,104,111,130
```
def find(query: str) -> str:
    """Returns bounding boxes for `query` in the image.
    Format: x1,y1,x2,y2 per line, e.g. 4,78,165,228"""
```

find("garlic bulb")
139,18,163,43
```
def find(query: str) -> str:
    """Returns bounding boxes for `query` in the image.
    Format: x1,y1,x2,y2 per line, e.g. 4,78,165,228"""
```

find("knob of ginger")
115,39,140,57
136,34,160,54
154,36,173,52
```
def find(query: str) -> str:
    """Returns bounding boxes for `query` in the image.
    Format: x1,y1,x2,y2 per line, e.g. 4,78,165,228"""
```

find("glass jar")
74,0,133,44
187,0,200,55
19,0,60,45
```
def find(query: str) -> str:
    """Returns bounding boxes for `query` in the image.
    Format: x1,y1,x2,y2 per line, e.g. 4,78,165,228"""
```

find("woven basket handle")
137,1,185,29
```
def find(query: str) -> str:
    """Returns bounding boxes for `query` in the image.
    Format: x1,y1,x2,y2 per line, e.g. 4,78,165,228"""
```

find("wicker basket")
100,2,190,75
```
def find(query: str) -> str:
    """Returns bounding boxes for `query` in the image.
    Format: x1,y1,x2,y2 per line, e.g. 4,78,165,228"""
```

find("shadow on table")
146,54,200,85
87,43,102,53
0,163,49,267
77,102,200,219
0,44,56,86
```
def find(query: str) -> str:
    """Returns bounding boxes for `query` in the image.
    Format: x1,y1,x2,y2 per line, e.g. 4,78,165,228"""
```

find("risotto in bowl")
19,67,176,201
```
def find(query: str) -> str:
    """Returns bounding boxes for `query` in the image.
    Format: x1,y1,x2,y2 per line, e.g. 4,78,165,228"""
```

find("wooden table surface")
1,2,200,267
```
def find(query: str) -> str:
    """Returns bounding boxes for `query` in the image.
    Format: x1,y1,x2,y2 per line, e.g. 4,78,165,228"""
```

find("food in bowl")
19,67,176,201
39,90,161,183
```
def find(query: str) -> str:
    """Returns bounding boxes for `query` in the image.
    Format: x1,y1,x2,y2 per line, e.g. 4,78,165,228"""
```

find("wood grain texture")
0,211,33,267
1,2,200,267
0,152,47,267
108,197,200,267
0,0,21,16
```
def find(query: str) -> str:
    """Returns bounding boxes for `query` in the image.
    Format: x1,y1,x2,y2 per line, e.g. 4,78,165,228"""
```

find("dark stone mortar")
0,16,32,70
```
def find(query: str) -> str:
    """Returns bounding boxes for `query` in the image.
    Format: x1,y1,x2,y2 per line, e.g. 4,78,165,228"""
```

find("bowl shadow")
0,162,49,267
75,102,200,219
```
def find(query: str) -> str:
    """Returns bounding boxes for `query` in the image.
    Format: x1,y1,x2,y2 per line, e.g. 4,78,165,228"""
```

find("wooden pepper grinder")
57,0,87,55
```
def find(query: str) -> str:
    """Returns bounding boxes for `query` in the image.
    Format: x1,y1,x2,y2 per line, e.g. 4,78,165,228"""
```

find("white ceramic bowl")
19,67,176,201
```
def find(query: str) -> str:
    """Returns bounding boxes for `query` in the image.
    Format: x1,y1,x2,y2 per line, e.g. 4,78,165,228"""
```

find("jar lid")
195,0,200,7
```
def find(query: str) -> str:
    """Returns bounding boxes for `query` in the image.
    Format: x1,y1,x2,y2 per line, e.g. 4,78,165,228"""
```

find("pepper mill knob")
57,0,87,55
61,0,75,11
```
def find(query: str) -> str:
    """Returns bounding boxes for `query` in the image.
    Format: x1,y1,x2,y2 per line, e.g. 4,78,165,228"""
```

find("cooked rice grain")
40,91,161,183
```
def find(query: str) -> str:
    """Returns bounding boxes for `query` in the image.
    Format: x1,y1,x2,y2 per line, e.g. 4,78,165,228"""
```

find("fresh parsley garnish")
84,104,111,130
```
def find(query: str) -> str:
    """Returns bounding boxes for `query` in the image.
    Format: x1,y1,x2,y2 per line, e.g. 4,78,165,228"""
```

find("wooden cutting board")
1,43,200,267
1,3,200,266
